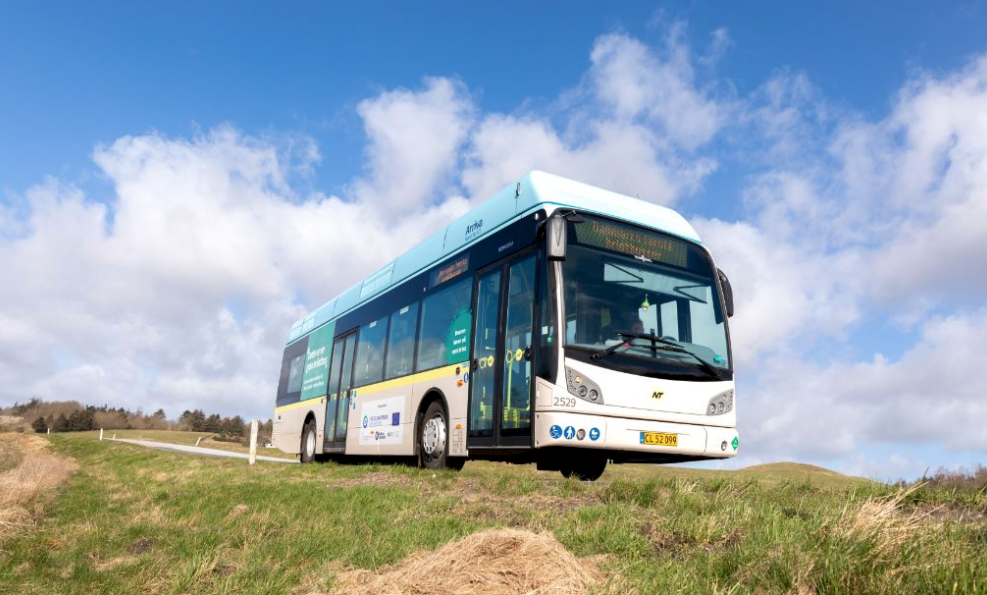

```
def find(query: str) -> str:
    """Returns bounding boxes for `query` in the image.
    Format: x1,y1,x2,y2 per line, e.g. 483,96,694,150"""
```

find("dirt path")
0,433,78,543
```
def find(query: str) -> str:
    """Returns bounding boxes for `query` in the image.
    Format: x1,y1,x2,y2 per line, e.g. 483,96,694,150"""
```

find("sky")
2,1,986,480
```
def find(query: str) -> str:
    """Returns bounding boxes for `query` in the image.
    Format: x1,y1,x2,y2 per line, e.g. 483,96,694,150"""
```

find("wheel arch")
414,388,448,456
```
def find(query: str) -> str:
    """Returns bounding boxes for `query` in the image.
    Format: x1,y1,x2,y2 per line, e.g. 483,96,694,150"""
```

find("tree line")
3,398,273,444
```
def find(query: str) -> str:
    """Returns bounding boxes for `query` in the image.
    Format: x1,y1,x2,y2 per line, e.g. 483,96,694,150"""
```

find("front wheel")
418,401,453,470
561,454,606,481
299,420,317,464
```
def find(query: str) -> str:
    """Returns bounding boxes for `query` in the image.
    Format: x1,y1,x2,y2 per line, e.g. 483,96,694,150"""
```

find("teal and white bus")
273,171,737,480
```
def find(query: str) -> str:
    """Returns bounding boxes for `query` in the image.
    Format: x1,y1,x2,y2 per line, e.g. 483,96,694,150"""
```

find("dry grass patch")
836,486,935,559
329,528,603,595
0,433,78,544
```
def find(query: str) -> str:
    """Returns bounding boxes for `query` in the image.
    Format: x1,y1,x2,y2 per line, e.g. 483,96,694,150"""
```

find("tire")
417,401,451,470
561,453,606,481
300,420,317,464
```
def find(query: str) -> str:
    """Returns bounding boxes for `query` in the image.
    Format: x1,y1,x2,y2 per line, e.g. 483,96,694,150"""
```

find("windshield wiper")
592,330,724,380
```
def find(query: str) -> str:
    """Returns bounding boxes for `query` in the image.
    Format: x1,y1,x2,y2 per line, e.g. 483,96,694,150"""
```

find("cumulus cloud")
351,77,474,213
462,31,723,203
738,311,987,465
0,121,469,418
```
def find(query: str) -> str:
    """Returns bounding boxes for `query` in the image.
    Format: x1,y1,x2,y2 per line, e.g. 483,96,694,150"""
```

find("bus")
272,171,737,480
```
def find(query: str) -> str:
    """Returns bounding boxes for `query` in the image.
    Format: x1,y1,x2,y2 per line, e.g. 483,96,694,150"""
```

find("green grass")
1,432,985,594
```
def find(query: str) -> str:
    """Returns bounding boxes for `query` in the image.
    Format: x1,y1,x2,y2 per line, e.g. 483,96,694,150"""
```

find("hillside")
0,431,984,594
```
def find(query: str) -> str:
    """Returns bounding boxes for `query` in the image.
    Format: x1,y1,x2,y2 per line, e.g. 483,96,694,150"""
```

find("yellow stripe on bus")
274,396,325,414
273,361,468,414
355,361,468,397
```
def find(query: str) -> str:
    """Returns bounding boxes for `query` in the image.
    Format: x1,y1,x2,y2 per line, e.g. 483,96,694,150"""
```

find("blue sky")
3,2,986,479
6,2,985,196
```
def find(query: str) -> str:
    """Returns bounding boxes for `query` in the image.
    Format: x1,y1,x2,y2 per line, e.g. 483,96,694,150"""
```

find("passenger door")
325,331,356,450
468,253,537,448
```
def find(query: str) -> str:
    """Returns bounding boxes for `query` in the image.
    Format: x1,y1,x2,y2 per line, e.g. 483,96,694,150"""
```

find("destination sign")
574,218,689,268
429,255,469,287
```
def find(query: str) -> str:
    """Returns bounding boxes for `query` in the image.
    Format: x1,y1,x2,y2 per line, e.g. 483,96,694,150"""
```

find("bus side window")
354,315,389,387
416,277,473,371
384,301,420,379
286,355,304,393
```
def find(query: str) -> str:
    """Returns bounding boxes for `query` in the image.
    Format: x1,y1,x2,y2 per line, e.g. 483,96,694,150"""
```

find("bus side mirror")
717,269,734,318
547,215,567,261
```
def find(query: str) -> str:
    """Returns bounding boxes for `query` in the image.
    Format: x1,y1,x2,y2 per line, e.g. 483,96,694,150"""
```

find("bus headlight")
706,390,734,415
565,367,603,405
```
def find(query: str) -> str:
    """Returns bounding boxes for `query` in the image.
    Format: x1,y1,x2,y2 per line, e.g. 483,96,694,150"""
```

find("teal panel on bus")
445,308,472,364
299,321,335,400
443,183,520,251
392,226,448,286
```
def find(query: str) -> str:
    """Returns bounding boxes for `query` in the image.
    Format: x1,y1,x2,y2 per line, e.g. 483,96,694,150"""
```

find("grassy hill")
0,431,984,594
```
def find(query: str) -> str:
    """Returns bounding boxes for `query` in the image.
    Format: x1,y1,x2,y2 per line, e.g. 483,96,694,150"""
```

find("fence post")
249,420,259,465
99,428,104,441
195,436,202,446
47,427,50,435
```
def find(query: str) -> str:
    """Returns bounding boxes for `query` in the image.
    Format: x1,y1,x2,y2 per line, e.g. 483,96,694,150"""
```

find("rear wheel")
418,401,451,470
299,420,317,464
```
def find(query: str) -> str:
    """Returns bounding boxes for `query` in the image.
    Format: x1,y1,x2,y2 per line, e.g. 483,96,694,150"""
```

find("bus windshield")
561,215,731,372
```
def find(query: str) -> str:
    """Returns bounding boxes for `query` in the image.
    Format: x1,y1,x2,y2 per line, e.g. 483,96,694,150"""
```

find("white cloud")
0,121,469,419
462,31,724,204
350,77,474,213
737,311,987,468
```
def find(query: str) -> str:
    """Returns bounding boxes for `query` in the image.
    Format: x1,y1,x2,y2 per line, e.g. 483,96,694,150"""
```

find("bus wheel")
300,420,317,464
564,455,606,481
418,401,449,470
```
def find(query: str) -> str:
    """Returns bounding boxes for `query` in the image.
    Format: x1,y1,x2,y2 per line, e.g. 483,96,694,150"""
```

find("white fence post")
99,428,104,441
47,427,50,435
249,420,259,465
195,436,202,446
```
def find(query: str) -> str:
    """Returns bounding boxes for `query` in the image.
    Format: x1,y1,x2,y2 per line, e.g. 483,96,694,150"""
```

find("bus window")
354,315,388,387
416,277,472,371
286,355,304,394
385,301,419,379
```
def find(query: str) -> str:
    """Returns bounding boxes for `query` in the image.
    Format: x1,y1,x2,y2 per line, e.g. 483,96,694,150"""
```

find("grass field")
0,431,985,594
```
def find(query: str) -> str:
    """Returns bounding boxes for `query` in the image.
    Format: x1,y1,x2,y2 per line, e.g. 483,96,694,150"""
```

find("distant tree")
204,413,222,434
66,407,96,432
52,413,69,433
179,409,207,432
31,416,48,433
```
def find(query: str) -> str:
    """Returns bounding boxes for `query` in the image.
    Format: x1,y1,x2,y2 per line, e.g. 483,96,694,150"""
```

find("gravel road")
115,438,297,464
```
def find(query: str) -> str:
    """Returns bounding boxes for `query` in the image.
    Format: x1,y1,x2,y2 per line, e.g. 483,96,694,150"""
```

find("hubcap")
422,414,446,458
306,430,315,457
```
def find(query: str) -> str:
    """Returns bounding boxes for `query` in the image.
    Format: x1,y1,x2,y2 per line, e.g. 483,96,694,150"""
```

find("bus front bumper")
534,411,739,458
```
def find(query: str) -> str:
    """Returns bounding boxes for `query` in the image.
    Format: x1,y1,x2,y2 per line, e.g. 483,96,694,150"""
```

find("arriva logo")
465,219,483,239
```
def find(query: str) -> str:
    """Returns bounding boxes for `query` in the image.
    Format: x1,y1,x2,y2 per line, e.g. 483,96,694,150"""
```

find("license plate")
640,431,678,447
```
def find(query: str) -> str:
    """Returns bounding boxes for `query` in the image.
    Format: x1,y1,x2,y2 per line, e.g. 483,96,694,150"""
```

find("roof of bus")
286,171,702,344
